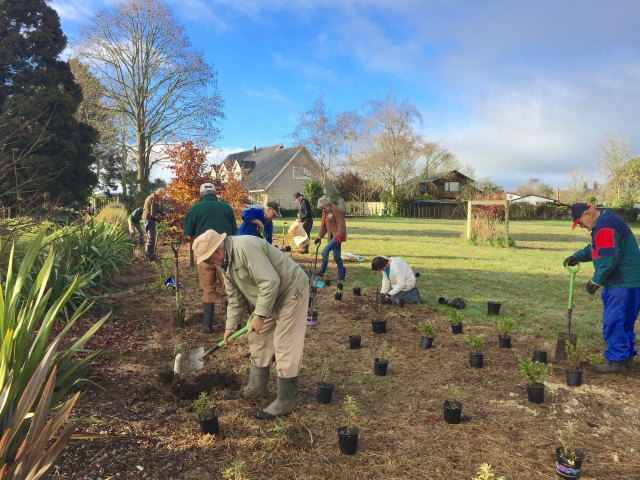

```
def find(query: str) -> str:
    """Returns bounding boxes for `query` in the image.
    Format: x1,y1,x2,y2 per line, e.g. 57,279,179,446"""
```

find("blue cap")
571,203,590,229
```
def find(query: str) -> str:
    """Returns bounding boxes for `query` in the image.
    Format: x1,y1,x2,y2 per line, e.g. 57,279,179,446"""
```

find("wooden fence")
88,196,121,215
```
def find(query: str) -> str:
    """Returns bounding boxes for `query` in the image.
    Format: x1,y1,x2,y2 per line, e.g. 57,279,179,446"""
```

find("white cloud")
245,87,289,103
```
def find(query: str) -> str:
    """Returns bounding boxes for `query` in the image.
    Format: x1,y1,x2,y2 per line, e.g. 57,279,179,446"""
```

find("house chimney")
253,145,257,153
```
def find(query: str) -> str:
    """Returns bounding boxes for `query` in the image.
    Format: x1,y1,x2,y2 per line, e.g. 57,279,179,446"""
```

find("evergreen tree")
0,0,97,209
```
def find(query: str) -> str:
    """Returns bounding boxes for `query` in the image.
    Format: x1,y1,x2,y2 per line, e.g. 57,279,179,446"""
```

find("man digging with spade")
192,229,309,419
564,203,640,374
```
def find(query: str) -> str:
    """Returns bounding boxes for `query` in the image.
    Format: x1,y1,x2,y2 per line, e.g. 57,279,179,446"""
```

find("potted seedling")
497,316,515,348
518,355,552,404
373,340,390,376
335,287,343,301
464,334,484,368
348,322,363,349
337,282,344,290
367,290,387,334
418,322,435,349
317,359,335,404
337,395,359,455
474,463,504,480
222,460,250,480
565,340,586,387
353,282,361,296
443,386,463,424
556,420,586,479
193,391,219,435
448,308,463,335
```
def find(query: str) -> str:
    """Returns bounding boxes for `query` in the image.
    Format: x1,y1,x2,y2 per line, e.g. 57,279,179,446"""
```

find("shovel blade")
174,347,205,375
555,332,578,361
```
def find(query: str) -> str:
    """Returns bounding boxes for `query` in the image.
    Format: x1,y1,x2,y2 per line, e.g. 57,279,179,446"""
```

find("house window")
445,181,460,192
293,167,311,179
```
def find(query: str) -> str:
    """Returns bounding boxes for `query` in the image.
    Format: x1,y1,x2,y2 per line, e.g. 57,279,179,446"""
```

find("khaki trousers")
249,285,309,378
197,261,228,303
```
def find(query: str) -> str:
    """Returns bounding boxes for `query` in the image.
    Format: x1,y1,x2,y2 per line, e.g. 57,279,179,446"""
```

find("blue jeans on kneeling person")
389,288,421,305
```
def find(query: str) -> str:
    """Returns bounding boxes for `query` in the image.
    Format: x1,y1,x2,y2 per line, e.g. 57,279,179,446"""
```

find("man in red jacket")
314,196,348,281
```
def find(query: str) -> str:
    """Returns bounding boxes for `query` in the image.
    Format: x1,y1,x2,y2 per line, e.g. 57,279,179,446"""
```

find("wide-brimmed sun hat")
193,229,226,264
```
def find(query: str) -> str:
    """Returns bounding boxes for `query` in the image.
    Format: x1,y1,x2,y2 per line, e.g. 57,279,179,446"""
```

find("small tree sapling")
319,358,331,386
418,322,435,337
193,392,215,420
348,322,363,338
518,355,552,387
565,340,587,370
497,317,515,338
222,460,250,480
448,308,463,325
463,334,484,354
557,420,579,460
473,463,504,480
589,353,606,365
366,290,385,321
377,340,389,363
343,395,358,434
446,386,463,408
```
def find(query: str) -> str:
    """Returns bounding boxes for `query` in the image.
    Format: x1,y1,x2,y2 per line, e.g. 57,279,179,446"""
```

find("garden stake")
170,241,186,327
175,313,254,374
555,263,580,361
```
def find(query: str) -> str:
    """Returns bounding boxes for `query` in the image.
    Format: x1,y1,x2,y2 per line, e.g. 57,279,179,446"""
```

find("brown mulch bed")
49,245,640,479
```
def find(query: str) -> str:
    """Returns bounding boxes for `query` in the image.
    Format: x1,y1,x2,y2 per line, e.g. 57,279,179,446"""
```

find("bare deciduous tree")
335,110,365,169
598,133,632,201
73,0,225,195
563,167,592,204
361,90,422,196
291,93,341,194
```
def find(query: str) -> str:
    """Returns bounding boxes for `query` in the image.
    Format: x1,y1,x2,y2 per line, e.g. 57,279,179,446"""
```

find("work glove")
563,256,579,267
314,237,322,245
335,235,342,244
586,280,601,295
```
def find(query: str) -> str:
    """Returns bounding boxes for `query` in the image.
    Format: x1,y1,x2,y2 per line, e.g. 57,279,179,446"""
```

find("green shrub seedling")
446,386,463,408
447,308,463,325
518,355,552,387
558,420,579,460
222,460,250,480
474,463,505,480
268,416,289,443
343,396,358,434
377,340,389,363
565,340,587,370
418,322,435,337
348,322,363,337
497,317,515,338
589,353,606,365
464,335,484,354
173,344,184,356
319,358,331,385
193,392,214,420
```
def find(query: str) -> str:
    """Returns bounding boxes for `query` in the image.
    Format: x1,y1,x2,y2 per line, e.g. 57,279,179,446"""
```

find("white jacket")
381,257,416,296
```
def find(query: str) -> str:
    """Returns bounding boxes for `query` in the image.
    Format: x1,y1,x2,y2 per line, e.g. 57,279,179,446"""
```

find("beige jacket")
141,193,158,221
223,236,309,330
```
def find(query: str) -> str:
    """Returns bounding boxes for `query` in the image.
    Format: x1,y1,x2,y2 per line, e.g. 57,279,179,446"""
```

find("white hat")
200,183,216,194
193,230,226,264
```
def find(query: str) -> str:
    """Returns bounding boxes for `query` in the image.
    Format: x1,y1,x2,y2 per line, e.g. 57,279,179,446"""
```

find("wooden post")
504,200,510,248
466,200,472,241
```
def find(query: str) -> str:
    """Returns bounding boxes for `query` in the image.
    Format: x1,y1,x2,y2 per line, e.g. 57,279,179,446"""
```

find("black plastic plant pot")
451,323,463,335
487,301,501,315
371,320,387,334
316,383,335,404
337,282,344,290
498,336,512,348
527,384,545,404
373,358,389,376
532,349,548,364
438,297,448,305
566,369,583,387
443,400,463,424
420,336,434,349
454,300,466,310
469,353,484,368
197,409,219,435
335,293,343,301
337,426,360,455
397,298,405,308
447,298,462,308
555,446,586,479
349,336,362,349
353,287,361,296
325,279,331,287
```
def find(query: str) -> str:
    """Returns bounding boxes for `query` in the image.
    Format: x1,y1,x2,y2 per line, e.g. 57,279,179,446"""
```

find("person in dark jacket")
293,192,313,253
141,188,166,261
564,203,640,373
183,182,238,333
237,201,281,244
128,207,144,244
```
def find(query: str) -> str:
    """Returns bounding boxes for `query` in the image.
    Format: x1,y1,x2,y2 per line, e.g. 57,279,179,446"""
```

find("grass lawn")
273,217,640,349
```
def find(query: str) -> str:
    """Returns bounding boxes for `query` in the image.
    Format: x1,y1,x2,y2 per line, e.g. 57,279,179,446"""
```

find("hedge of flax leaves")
0,229,108,464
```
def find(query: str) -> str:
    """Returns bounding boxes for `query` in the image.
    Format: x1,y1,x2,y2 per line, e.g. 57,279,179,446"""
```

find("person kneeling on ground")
192,229,309,419
371,256,421,305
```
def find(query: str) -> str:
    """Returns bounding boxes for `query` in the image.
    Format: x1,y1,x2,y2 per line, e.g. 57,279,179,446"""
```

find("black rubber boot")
255,376,298,420
624,356,635,370
200,302,214,334
225,365,270,400
337,266,346,281
589,360,625,374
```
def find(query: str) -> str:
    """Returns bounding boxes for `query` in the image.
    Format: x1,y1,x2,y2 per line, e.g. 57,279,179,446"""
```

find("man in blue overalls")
564,203,640,374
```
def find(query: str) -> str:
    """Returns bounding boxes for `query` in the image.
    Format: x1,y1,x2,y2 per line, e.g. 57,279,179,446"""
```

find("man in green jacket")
183,183,238,334
192,229,309,420
564,203,640,373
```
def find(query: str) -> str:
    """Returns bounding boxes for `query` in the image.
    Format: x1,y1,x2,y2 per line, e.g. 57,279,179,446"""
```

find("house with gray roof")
213,144,320,209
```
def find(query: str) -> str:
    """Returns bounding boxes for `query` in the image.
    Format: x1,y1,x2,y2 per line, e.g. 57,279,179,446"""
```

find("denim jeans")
322,238,344,268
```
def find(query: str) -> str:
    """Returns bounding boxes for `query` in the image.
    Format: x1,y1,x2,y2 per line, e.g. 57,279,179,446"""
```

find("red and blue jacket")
572,210,640,289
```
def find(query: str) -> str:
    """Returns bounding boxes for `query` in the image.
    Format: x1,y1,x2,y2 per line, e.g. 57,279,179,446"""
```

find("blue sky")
52,0,640,190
